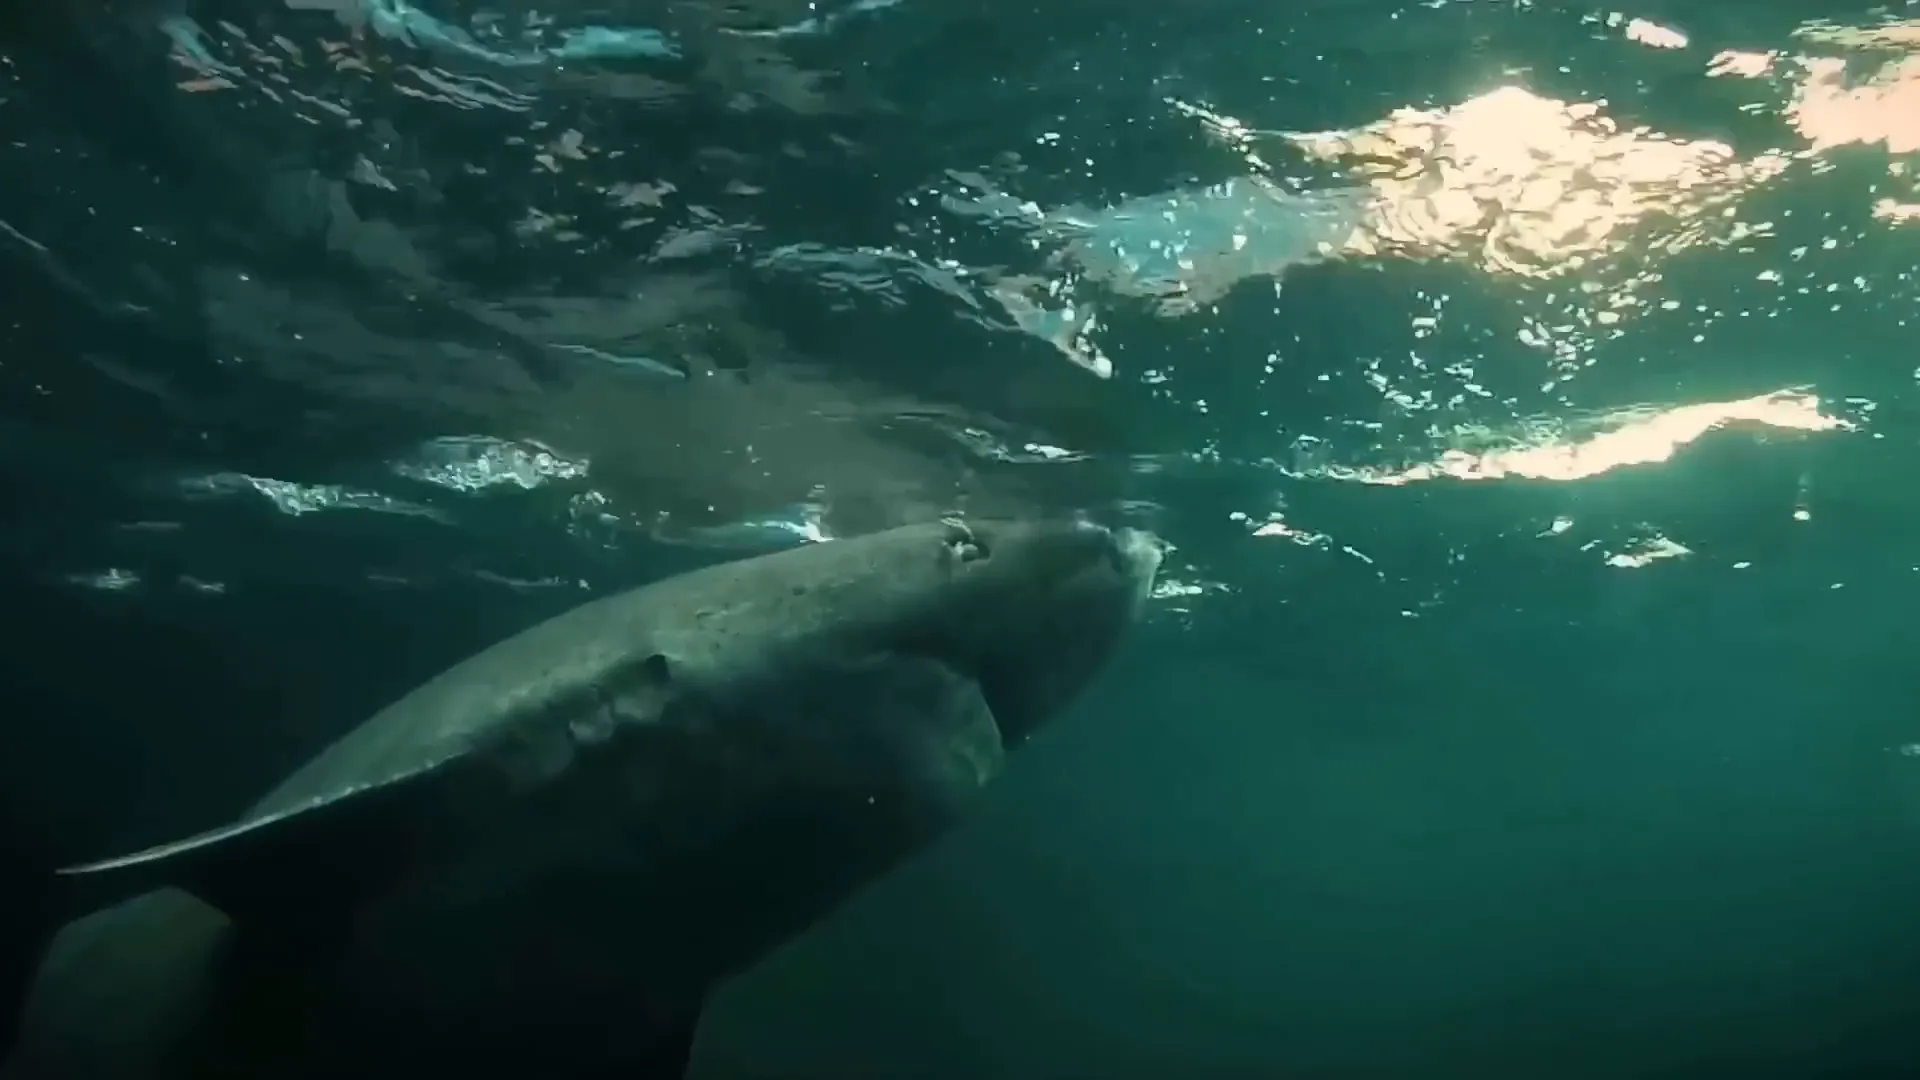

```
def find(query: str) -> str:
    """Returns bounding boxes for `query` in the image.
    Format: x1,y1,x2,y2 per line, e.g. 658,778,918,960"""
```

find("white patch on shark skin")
568,705,618,747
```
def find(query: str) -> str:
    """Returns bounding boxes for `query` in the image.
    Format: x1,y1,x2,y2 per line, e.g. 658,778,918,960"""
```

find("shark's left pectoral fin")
0,795,73,1068
48,762,463,1076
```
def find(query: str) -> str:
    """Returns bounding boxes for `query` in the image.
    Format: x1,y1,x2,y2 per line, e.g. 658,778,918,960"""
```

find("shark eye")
940,517,987,563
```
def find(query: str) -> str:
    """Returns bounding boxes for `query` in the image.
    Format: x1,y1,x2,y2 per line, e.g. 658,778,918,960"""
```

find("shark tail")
0,798,68,1065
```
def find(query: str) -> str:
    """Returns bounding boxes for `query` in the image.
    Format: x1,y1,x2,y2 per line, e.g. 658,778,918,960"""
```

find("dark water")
6,0,1920,1075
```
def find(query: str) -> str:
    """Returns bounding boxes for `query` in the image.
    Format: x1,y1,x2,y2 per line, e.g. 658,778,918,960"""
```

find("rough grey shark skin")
5,517,1163,1080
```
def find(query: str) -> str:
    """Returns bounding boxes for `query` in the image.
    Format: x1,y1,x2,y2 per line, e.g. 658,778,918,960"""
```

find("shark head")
808,516,1164,745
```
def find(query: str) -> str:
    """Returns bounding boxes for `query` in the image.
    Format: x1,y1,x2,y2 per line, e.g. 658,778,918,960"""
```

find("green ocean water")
4,0,1920,1075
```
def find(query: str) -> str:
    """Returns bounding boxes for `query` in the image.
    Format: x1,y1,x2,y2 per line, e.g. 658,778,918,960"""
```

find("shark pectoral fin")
833,656,1008,829
47,767,466,1075
900,660,1008,805
8,890,237,1079
0,795,72,1067
58,758,454,938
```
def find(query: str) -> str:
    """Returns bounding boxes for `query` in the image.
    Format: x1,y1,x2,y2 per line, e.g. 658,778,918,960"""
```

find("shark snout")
1108,526,1166,579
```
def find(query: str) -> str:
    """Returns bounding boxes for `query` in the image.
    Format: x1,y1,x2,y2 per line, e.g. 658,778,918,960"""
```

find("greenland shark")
1,516,1163,1079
